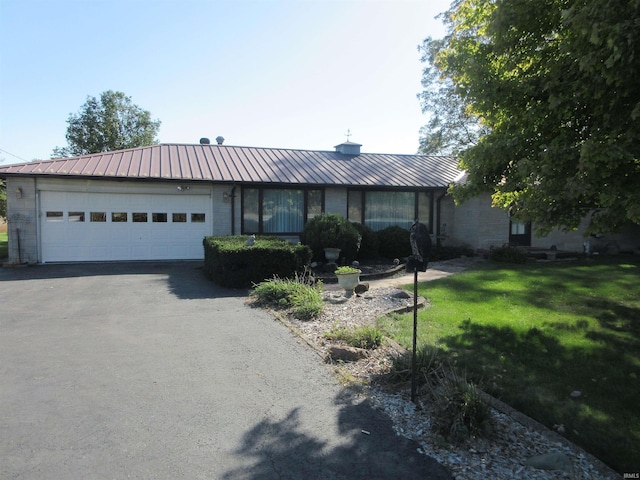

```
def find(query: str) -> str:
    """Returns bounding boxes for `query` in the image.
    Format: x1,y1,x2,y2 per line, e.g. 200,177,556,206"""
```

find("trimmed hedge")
203,235,312,288
351,222,380,260
377,226,412,259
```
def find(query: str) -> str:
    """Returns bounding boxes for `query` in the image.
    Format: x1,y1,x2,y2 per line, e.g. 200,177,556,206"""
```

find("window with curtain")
365,191,415,231
263,189,304,233
242,188,323,234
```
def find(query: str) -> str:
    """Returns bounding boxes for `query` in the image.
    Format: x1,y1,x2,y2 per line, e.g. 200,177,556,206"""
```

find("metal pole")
411,265,418,402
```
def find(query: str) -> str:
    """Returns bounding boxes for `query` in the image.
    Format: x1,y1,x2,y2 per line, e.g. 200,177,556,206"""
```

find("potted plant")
334,265,361,296
324,247,341,263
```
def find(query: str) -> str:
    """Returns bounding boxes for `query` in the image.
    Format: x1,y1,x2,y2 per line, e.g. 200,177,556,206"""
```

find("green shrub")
489,244,528,263
351,223,380,259
252,274,323,320
377,226,412,259
203,235,312,288
429,369,492,443
388,344,446,386
300,214,361,262
324,325,384,349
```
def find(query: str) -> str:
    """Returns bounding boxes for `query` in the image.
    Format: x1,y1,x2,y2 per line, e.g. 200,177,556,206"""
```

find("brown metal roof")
0,143,462,188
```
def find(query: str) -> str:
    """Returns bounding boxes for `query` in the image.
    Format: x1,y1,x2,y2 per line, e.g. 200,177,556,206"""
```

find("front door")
509,221,531,246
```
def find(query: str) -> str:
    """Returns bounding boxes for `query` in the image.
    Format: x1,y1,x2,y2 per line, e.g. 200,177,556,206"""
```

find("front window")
348,190,432,232
242,187,323,234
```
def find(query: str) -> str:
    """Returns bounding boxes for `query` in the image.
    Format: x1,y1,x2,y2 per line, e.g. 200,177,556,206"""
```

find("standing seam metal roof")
0,143,462,188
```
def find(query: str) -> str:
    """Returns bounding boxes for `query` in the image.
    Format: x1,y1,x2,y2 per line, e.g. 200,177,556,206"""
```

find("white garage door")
40,191,212,262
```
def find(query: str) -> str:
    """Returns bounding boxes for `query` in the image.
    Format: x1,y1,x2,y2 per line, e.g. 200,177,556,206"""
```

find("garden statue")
407,220,431,272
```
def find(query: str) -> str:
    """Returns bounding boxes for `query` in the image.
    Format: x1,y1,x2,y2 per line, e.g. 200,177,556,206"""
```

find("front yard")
378,256,640,474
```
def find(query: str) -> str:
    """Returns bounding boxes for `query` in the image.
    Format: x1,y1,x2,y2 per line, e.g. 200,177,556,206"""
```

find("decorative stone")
570,390,581,398
525,452,573,473
354,283,369,296
392,290,411,299
327,345,368,362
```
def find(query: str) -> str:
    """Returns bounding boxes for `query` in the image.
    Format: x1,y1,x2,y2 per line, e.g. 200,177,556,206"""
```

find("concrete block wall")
5,177,38,264
447,193,510,250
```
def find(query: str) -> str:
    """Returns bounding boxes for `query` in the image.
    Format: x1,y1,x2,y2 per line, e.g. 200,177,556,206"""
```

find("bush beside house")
203,235,312,288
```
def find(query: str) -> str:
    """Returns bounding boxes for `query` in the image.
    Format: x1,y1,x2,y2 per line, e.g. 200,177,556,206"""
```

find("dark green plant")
300,214,361,262
203,235,312,288
429,369,492,444
324,325,384,350
252,272,323,321
377,226,412,259
387,344,446,386
351,222,380,259
430,245,475,261
489,244,528,263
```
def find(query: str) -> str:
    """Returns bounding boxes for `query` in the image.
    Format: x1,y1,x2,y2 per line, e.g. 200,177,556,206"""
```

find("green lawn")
378,256,640,473
0,231,7,259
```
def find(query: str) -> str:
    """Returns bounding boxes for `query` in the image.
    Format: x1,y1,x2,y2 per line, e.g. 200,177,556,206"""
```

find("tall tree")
52,90,161,158
417,37,488,156
424,0,640,234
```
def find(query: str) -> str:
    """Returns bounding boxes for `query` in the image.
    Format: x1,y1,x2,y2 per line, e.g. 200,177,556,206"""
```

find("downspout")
230,185,237,235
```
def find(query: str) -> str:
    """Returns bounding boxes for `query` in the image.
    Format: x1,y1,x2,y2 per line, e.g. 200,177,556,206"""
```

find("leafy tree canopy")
422,0,640,234
52,90,161,158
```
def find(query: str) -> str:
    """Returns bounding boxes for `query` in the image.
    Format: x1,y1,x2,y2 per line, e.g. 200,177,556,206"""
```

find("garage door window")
152,213,168,223
46,211,64,222
90,212,106,222
133,213,147,222
173,213,187,223
191,213,205,222
112,212,128,222
69,212,84,222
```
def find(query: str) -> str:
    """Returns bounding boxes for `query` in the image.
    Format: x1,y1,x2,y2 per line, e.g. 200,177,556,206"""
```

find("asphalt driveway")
0,262,451,480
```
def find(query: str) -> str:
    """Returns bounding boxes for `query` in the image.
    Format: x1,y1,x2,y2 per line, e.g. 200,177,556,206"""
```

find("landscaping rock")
354,282,370,296
525,451,573,473
327,345,368,362
570,390,581,399
392,290,411,299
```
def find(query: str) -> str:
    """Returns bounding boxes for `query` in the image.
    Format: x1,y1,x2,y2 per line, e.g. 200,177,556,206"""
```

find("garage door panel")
41,191,211,262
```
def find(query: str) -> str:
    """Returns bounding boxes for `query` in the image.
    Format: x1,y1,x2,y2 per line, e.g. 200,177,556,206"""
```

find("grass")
324,325,384,349
378,256,640,473
251,274,324,320
0,231,7,259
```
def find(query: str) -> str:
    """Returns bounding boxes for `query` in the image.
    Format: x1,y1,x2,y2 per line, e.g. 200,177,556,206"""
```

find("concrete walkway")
0,262,451,479
365,257,481,289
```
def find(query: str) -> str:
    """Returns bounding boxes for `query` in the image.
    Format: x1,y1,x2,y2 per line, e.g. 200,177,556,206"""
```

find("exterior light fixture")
15,187,23,199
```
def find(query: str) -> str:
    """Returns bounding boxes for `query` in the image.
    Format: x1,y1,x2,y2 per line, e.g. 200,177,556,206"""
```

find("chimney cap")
215,136,225,145
199,137,210,145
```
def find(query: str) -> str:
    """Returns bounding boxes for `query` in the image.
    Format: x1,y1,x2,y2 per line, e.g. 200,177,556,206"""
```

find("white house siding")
5,177,38,264
4,177,219,263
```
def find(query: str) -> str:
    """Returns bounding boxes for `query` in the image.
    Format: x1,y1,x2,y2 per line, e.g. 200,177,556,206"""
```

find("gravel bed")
277,273,620,480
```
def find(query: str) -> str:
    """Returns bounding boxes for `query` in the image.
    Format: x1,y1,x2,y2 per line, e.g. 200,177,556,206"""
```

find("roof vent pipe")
216,136,225,145
200,137,210,145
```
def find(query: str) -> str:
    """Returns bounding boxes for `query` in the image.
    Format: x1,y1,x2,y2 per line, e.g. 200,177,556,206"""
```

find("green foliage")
387,344,446,386
377,226,411,259
380,258,640,472
0,232,7,259
430,245,475,262
334,266,360,274
424,0,640,234
300,214,361,262
252,274,323,321
52,90,161,158
489,244,528,263
429,370,492,444
203,235,312,289
417,37,489,156
324,325,383,350
351,222,380,259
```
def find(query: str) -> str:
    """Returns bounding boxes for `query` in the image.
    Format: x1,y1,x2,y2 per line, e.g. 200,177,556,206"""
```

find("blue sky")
0,0,449,164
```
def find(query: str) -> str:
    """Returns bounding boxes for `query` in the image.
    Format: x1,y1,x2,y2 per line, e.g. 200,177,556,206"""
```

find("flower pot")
336,270,361,296
324,247,341,263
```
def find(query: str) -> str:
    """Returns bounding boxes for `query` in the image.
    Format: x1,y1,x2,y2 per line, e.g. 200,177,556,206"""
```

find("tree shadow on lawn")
439,317,640,474
221,389,452,480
